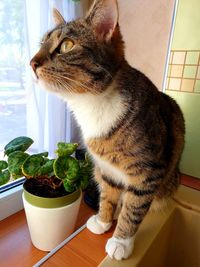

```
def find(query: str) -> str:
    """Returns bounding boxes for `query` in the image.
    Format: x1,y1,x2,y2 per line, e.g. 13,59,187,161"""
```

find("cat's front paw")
105,236,135,260
86,215,112,234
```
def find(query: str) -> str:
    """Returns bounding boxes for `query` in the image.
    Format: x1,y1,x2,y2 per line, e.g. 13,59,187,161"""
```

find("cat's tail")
150,168,180,212
149,196,173,212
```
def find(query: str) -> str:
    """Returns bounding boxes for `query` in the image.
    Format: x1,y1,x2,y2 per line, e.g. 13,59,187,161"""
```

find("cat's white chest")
65,88,126,139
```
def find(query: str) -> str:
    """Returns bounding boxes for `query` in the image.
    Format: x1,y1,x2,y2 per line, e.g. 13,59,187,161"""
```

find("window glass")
0,0,26,187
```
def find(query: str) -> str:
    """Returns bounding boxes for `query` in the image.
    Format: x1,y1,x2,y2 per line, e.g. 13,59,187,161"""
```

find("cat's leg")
87,171,122,234
106,189,153,260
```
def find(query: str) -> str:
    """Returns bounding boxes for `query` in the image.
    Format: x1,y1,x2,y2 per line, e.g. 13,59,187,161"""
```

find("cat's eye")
60,40,74,54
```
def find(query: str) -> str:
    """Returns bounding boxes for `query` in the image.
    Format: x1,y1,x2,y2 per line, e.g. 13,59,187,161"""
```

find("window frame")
0,184,23,221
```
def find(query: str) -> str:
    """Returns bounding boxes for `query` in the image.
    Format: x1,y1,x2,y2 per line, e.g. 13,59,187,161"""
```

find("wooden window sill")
0,174,199,267
180,174,200,191
0,197,95,267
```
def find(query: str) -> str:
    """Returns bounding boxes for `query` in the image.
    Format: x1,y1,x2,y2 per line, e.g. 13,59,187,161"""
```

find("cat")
30,0,185,261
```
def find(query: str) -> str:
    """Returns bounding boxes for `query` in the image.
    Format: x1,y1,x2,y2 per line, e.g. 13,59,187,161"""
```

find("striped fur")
30,0,185,260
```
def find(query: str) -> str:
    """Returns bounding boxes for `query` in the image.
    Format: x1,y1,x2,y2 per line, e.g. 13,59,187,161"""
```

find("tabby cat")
30,0,185,260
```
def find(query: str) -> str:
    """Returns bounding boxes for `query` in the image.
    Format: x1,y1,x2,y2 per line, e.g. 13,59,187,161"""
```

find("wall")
172,0,200,50
118,0,175,90
165,0,200,178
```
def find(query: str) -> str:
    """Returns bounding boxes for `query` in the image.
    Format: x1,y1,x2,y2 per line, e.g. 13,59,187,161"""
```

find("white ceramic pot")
22,187,82,251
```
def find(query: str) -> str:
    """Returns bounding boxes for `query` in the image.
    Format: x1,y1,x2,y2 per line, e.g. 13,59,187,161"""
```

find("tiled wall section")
166,50,200,93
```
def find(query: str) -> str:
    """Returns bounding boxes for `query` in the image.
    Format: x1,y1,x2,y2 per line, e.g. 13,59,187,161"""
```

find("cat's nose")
30,58,39,72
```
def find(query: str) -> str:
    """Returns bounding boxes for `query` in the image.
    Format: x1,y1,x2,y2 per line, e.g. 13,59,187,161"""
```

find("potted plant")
0,136,92,251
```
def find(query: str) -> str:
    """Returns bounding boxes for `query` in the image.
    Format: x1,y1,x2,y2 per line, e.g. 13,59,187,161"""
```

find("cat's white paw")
86,215,112,234
105,236,135,260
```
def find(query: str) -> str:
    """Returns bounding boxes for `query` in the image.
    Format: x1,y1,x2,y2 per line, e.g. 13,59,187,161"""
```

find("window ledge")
0,197,94,266
0,184,23,221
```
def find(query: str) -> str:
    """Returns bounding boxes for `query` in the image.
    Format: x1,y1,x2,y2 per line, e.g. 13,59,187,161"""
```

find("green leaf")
4,136,33,156
63,179,76,193
55,143,78,157
8,151,29,179
37,152,49,158
79,175,89,190
22,154,46,178
0,170,10,186
53,156,80,181
77,153,93,190
0,160,8,171
66,157,80,181
37,159,55,176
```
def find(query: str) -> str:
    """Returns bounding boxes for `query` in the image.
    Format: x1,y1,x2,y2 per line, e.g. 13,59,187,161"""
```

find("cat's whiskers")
40,70,75,94
49,72,87,93
59,71,98,90
56,79,75,95
47,73,74,95
49,72,99,95
55,72,95,90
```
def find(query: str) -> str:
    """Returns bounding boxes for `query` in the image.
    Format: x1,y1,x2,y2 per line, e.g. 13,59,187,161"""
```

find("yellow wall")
167,0,200,178
172,0,200,50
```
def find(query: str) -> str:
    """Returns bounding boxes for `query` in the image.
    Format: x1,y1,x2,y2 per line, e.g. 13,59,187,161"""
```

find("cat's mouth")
31,67,39,81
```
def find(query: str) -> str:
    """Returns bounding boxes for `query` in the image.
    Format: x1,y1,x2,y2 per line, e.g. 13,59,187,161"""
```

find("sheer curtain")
25,0,90,157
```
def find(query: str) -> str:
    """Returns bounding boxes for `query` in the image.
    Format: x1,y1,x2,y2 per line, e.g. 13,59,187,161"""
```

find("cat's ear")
86,0,118,42
52,8,66,26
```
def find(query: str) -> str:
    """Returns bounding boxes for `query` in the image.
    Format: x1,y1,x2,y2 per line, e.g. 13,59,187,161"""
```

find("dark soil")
24,178,69,198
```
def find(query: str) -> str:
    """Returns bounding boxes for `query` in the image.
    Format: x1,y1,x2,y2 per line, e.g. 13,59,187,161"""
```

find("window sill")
0,196,95,267
0,175,199,266
0,184,23,221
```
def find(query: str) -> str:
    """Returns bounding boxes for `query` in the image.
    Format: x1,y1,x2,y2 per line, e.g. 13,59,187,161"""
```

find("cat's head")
30,0,124,96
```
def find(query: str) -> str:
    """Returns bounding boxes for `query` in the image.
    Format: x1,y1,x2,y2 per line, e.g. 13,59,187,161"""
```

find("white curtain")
24,0,90,157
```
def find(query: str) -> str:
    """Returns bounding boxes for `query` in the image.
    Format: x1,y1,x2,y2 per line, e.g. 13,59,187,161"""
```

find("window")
0,0,26,189
0,0,89,220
